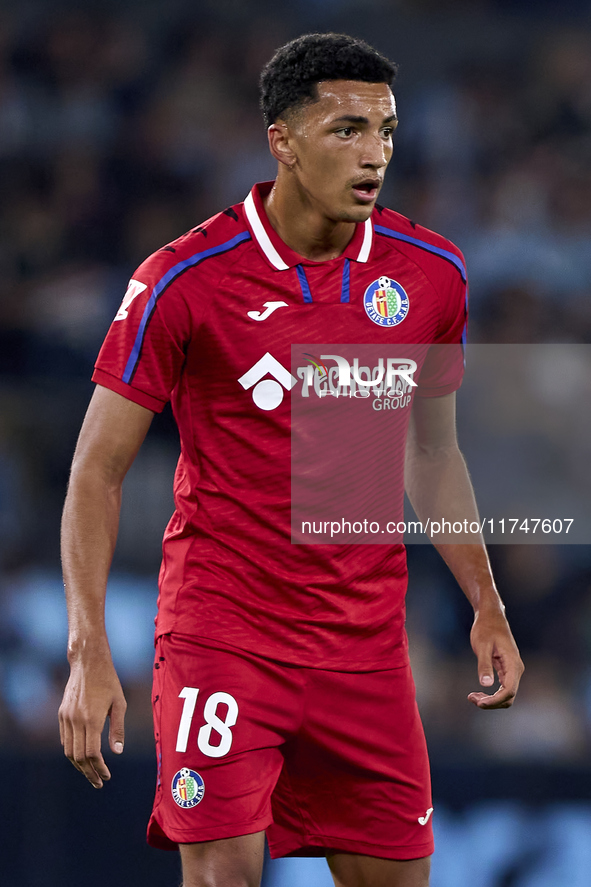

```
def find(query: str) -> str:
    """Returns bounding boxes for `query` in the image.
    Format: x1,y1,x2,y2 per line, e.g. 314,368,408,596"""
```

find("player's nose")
359,134,389,169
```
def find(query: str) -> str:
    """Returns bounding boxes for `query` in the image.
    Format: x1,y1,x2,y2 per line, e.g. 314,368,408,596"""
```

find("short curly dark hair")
259,33,398,127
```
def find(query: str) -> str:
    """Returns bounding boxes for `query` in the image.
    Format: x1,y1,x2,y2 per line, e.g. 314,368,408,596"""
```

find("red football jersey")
93,182,467,670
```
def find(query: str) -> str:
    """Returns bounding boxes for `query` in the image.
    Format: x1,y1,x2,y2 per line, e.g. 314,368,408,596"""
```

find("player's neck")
263,176,356,262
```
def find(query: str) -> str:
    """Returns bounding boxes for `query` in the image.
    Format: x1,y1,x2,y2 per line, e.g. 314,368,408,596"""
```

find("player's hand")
59,653,127,788
467,606,524,709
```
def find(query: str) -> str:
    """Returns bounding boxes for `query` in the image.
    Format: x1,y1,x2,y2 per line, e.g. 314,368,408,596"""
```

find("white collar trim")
244,188,373,267
358,218,373,263
244,190,289,270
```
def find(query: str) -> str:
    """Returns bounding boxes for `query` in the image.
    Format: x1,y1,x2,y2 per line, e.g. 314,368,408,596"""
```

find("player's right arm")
58,384,154,788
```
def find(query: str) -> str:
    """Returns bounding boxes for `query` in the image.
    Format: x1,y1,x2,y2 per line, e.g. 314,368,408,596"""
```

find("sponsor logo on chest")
238,352,417,412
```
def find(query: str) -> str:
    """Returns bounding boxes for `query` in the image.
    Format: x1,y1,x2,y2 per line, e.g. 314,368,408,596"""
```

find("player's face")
285,80,397,223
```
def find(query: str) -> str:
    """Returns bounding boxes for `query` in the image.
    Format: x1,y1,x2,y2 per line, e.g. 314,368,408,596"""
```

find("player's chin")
338,201,375,223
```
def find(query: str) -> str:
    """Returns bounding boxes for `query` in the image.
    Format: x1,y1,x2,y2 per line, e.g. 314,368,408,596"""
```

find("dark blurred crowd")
0,2,590,374
1,0,591,762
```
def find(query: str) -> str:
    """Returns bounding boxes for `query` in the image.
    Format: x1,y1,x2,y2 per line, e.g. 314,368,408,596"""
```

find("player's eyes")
334,126,394,140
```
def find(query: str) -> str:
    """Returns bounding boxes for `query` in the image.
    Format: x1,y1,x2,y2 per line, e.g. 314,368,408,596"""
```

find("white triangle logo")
115,279,147,321
238,352,296,411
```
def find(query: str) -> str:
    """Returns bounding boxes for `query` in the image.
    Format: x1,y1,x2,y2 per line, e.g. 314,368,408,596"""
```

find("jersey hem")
92,368,167,413
267,834,434,860
155,629,410,673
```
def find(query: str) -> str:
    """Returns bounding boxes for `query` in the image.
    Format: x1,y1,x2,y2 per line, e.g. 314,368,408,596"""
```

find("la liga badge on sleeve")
171,768,205,808
364,276,409,327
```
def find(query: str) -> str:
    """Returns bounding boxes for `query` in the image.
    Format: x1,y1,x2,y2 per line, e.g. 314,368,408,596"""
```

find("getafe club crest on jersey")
171,767,205,809
364,276,409,327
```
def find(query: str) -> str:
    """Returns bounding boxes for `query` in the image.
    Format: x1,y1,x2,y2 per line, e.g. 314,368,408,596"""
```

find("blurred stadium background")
1,0,591,884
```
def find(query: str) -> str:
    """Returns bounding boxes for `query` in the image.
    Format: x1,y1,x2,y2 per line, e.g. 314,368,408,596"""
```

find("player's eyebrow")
331,114,398,126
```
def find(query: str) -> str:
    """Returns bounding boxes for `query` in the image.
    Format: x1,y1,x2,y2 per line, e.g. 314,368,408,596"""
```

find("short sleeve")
92,254,194,412
415,343,465,397
416,250,468,397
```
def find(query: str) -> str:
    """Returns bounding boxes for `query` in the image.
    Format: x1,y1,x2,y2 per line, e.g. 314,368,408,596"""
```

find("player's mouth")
351,177,381,203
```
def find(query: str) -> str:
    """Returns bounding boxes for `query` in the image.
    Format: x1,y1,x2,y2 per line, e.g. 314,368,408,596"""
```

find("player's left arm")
404,391,524,709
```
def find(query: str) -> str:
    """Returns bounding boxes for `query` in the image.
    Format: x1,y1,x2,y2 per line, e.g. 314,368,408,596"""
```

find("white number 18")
175,686,239,758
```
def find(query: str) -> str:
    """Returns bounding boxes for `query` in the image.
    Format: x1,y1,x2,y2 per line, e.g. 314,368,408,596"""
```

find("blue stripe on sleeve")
374,225,467,283
122,231,251,384
295,265,313,303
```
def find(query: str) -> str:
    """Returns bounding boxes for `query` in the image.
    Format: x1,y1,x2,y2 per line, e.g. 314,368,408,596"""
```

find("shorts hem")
147,811,273,851
268,834,434,861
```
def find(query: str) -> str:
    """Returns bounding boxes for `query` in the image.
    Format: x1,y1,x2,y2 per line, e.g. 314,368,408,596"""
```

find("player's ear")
267,121,297,168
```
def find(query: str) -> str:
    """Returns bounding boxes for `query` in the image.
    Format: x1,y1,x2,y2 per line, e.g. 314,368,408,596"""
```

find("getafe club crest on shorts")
171,767,205,808
364,276,409,327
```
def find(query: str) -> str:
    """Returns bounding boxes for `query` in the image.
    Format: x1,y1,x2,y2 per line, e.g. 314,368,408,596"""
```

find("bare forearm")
405,393,523,705
61,463,122,658
433,541,503,614
59,386,154,784
60,386,153,660
405,444,502,612
406,443,523,703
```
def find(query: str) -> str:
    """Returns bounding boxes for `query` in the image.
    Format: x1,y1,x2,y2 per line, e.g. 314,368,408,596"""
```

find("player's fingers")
86,753,111,787
71,723,108,788
63,717,96,779
468,684,516,709
108,695,127,755
60,713,74,761
475,644,495,689
71,722,95,781
58,707,65,748
59,692,85,772
62,709,86,774
86,724,112,786
483,661,520,707
494,649,525,692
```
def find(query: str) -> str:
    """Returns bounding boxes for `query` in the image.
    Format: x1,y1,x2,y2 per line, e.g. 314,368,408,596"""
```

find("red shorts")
147,634,433,861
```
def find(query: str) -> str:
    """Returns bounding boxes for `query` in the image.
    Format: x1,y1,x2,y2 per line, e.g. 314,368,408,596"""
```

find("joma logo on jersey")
247,301,288,321
238,353,297,411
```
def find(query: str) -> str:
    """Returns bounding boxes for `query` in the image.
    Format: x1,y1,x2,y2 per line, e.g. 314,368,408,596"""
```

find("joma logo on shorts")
418,807,434,826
